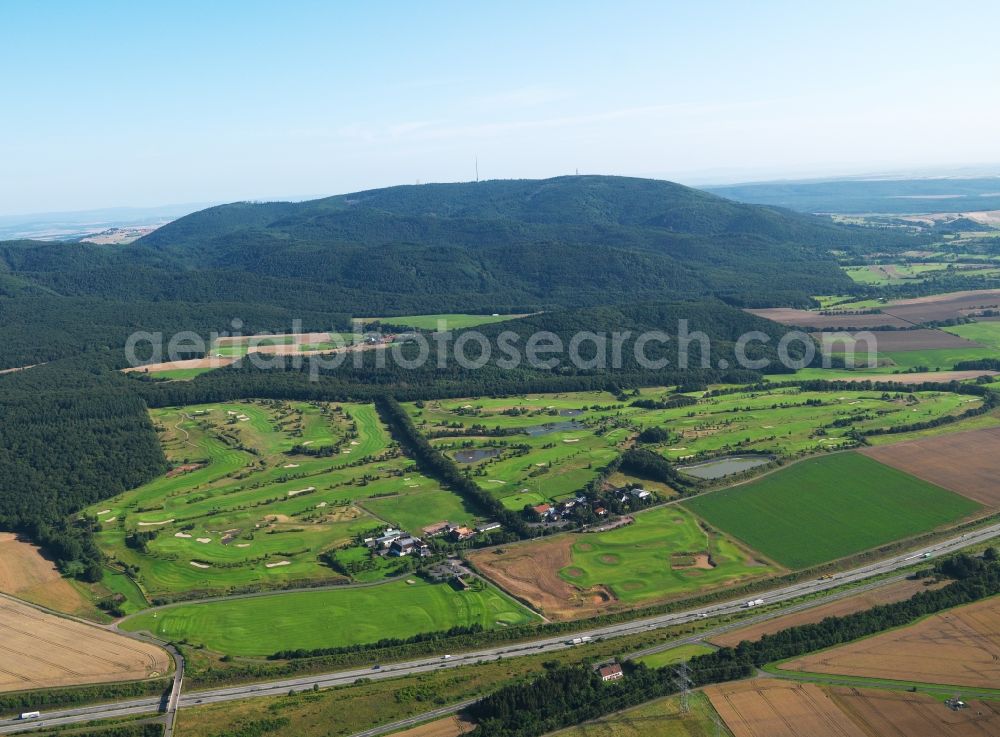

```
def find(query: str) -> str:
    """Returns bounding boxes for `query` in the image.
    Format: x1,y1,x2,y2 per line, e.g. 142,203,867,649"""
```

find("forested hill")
135,176,891,310
0,176,919,368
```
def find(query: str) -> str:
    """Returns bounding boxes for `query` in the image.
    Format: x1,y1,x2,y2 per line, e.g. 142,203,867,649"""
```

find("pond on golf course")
678,455,773,480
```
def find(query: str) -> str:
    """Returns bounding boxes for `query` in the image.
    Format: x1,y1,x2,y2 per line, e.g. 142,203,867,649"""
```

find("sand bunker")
287,486,316,497
174,532,192,539
265,560,291,568
137,519,174,526
196,538,211,544
189,561,210,569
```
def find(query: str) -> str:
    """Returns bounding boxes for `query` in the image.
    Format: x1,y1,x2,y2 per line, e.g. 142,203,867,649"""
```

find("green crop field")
147,366,218,380
684,453,981,569
636,643,716,669
942,321,1000,350
364,313,531,330
880,346,997,371
559,506,778,603
407,386,979,506
120,577,537,656
85,400,476,599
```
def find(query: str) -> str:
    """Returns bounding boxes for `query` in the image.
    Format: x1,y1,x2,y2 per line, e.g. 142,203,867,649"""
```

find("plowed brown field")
780,595,1000,688
813,328,982,352
0,595,170,692
861,426,1000,506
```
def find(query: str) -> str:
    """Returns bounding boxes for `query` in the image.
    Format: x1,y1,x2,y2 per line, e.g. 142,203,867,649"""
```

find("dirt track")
861,426,1000,506
0,595,170,693
780,595,1000,688
392,715,475,737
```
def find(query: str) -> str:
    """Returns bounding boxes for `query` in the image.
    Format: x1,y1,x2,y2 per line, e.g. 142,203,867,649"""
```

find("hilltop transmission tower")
672,662,693,713
475,156,479,182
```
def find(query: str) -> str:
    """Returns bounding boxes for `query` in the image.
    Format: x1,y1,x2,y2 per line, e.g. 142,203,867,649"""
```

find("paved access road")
2,522,997,735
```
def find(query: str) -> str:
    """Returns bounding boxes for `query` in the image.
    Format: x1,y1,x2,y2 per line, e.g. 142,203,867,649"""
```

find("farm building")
389,536,430,557
422,521,450,537
598,664,624,682
449,525,475,542
630,488,652,501
372,528,405,549
532,503,555,519
476,521,501,533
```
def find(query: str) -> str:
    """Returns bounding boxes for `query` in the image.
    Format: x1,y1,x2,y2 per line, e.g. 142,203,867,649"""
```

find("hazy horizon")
3,1,1000,216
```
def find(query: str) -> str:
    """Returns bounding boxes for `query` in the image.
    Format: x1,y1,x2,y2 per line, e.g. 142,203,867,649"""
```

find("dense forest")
0,176,922,369
0,359,166,579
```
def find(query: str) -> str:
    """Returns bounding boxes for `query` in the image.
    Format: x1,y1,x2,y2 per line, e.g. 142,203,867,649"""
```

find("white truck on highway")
19,711,41,720
745,598,765,608
567,635,593,645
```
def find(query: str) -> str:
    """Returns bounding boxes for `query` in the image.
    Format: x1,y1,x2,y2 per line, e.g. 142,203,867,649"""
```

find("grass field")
942,320,1000,349
86,400,475,599
880,346,997,371
121,577,537,656
364,313,531,330
560,507,778,603
147,366,217,380
684,453,980,569
635,643,716,669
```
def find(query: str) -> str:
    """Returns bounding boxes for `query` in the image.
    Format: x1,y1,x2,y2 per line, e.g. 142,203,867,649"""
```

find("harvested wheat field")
0,595,170,692
0,533,92,615
861,426,1000,506
829,687,1000,737
467,537,614,620
710,578,947,648
834,369,996,384
391,715,475,737
705,679,867,737
780,595,1000,688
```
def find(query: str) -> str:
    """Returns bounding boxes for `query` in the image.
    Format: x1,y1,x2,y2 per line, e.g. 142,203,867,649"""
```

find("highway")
1,521,997,735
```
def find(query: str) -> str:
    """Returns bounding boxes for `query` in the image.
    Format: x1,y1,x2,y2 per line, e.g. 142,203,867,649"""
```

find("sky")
2,0,999,215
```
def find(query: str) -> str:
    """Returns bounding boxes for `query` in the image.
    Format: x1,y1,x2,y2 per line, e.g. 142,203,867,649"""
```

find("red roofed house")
598,664,623,682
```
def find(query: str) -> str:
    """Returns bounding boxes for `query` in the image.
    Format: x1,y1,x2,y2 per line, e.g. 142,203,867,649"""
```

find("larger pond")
522,420,585,437
678,455,773,480
453,448,502,463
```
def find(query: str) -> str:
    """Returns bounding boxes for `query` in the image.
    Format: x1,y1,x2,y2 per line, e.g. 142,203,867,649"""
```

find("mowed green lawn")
121,578,537,656
684,453,981,569
559,507,777,603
